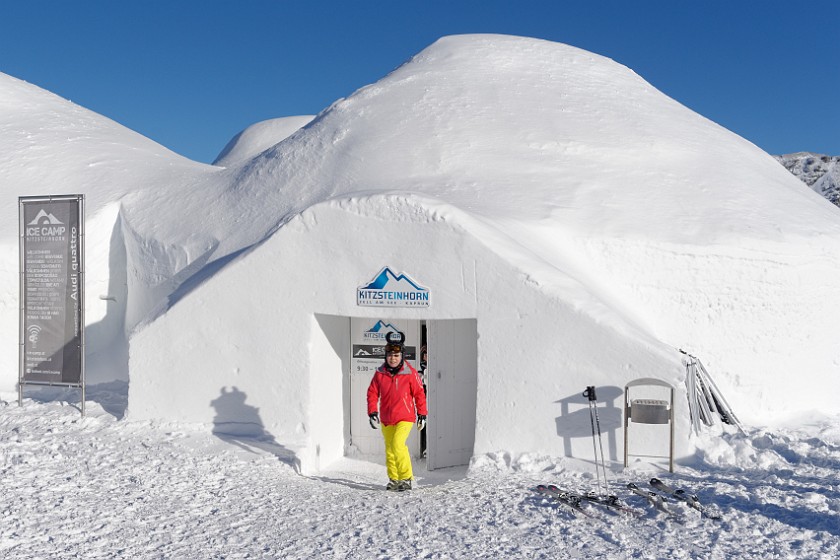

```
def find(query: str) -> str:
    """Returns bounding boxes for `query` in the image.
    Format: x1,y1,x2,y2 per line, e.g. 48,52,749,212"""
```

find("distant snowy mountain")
775,152,840,207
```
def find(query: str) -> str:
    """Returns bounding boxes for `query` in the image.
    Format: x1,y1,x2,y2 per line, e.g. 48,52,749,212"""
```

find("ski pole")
591,392,608,491
583,386,608,495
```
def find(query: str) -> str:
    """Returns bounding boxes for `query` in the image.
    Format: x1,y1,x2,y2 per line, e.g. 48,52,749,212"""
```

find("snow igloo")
3,35,839,475
124,35,840,474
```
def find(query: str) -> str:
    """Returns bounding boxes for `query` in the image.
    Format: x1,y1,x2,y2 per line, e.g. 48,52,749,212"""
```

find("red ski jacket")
367,360,427,426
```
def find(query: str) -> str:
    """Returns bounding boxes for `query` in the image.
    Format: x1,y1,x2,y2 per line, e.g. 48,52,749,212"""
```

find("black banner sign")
352,344,417,361
19,195,84,385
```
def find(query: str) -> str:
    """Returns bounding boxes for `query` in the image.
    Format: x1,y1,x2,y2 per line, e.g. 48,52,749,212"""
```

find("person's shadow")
210,386,301,473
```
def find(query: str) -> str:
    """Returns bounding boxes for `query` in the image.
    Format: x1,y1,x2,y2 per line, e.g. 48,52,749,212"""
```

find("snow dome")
2,35,839,475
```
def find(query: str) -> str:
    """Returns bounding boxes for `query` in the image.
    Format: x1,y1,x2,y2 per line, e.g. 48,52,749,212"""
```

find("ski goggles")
385,345,403,355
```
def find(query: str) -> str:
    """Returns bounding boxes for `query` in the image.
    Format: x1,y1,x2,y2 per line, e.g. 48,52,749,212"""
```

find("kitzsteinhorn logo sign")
357,267,430,307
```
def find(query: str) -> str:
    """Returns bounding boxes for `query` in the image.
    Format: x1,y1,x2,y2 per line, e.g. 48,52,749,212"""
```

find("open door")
426,319,477,470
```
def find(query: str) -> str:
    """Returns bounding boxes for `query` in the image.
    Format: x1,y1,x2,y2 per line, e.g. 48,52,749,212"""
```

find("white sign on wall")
357,266,430,307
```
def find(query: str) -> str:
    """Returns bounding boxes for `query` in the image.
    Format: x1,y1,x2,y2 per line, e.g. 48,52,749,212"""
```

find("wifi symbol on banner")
27,324,42,345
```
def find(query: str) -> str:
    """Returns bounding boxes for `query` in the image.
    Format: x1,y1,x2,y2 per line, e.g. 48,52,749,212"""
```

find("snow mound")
232,34,839,243
0,72,217,385
212,116,314,167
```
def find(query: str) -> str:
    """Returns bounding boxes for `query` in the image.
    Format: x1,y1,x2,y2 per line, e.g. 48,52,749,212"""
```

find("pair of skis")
535,484,639,519
536,478,721,521
628,478,722,520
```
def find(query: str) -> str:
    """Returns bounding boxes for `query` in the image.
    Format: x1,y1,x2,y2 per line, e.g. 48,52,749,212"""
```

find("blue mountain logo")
363,320,401,341
366,320,400,333
361,268,427,291
358,267,430,307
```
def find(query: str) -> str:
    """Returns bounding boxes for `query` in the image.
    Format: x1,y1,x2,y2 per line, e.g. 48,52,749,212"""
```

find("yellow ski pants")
381,421,414,481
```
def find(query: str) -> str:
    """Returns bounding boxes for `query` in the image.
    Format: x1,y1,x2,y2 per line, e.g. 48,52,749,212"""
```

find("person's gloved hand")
369,412,380,429
416,414,427,431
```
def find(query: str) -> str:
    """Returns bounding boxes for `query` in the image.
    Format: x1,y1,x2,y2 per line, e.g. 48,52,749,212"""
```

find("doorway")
348,318,421,459
346,317,477,470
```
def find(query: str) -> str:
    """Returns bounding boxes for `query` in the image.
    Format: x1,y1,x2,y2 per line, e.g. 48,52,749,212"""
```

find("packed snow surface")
2,393,839,559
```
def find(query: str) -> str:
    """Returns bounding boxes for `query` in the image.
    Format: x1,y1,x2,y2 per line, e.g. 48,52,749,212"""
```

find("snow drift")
1,35,839,470
212,116,314,167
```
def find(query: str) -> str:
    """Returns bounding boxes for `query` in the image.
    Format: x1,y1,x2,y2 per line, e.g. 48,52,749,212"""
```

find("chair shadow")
555,386,623,463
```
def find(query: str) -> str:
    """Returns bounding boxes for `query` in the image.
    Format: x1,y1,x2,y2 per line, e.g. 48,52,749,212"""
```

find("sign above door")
357,266,431,307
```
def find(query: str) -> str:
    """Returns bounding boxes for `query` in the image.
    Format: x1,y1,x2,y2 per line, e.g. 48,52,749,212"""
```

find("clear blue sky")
2,1,837,163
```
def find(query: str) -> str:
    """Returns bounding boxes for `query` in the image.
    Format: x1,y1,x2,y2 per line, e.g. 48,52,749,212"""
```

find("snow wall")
127,197,688,474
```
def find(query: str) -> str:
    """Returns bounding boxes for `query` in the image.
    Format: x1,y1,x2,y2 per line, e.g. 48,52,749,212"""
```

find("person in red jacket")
367,331,427,491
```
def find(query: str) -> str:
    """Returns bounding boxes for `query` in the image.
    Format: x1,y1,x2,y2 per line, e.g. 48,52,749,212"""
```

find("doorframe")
346,317,422,459
340,316,478,470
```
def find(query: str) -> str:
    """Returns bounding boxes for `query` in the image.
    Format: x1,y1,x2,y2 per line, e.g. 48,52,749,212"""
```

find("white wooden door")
427,319,478,470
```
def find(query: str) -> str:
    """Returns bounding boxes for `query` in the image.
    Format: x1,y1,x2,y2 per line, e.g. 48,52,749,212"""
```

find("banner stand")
18,195,85,417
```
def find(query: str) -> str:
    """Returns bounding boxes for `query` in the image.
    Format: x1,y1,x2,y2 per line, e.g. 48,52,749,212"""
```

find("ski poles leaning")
583,385,609,497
